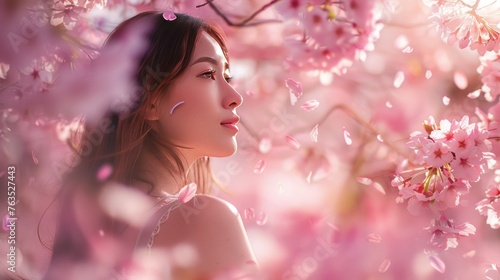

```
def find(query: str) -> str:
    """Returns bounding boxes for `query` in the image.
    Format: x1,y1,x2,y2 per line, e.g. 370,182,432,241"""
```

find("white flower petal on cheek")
169,101,185,115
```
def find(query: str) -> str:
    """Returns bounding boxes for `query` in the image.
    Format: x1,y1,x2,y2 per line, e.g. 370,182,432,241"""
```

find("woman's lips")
220,116,240,133
221,123,239,133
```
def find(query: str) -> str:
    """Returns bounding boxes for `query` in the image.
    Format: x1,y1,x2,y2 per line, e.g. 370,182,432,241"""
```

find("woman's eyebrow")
191,56,218,66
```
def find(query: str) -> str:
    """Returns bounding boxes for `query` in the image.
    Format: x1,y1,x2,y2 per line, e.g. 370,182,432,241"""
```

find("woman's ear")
144,103,159,121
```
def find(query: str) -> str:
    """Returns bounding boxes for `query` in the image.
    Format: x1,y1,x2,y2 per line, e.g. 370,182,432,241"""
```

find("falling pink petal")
162,11,177,21
253,160,266,174
97,164,113,182
395,35,408,49
245,90,255,97
343,126,352,145
393,71,405,88
429,255,446,273
442,96,450,105
178,183,197,203
259,138,272,154
385,101,392,108
378,259,391,273
462,250,476,258
376,134,384,142
256,212,268,225
485,263,499,274
3,215,11,231
310,124,319,143
285,78,303,106
35,119,45,126
454,70,468,90
371,182,386,195
301,100,320,111
467,89,481,99
285,135,300,150
357,177,372,185
32,150,39,165
244,208,255,220
425,70,432,79
402,46,413,53
306,171,312,183
367,233,382,243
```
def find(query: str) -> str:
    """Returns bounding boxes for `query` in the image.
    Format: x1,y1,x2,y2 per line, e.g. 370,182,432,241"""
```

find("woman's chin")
210,144,238,158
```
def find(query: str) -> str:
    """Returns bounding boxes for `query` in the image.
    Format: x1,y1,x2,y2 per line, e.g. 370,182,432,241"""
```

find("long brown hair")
81,11,229,191
43,11,229,279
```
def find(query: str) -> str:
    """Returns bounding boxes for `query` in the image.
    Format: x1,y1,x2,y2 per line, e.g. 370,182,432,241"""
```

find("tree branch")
196,0,282,27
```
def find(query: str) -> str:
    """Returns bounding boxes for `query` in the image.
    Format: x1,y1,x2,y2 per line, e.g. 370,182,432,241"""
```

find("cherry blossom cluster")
391,115,494,251
477,52,500,102
424,0,500,55
275,0,383,74
51,0,110,29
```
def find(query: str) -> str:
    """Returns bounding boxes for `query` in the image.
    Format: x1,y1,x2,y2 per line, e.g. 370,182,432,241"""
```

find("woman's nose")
223,84,243,109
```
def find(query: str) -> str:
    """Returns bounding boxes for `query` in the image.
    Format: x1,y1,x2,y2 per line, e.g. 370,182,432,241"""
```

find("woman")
43,11,258,280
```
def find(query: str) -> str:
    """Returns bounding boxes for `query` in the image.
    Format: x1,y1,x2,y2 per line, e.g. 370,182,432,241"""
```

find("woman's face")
152,31,243,160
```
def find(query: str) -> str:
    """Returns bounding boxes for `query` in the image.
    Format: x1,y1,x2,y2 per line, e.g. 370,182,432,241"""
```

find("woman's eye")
201,71,216,80
225,76,233,83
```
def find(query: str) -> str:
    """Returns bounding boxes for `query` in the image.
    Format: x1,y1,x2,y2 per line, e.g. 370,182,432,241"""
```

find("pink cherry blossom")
422,141,453,167
407,189,446,216
278,0,383,73
476,186,500,229
425,0,500,55
450,153,482,182
427,216,476,251
274,0,309,19
438,180,470,208
478,52,500,102
52,0,88,30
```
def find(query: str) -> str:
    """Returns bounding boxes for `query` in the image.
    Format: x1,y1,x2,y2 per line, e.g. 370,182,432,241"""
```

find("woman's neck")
131,144,191,196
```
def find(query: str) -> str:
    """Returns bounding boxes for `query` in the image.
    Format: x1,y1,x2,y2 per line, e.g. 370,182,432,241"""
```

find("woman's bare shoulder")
152,194,258,276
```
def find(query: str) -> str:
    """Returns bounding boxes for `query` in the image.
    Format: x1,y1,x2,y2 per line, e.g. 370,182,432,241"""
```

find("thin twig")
196,0,282,27
382,20,429,28
288,104,409,157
